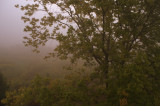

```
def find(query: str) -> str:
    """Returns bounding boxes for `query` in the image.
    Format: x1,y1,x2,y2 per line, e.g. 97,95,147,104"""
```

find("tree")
16,0,160,104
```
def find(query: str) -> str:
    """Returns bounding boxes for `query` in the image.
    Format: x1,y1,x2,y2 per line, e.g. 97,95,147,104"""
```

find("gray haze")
0,0,27,48
0,0,72,89
0,0,56,49
0,0,81,89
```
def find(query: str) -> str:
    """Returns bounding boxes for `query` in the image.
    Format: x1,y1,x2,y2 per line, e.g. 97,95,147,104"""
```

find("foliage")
2,72,108,106
0,71,8,106
107,52,160,105
2,63,160,105
13,0,160,105
16,0,160,86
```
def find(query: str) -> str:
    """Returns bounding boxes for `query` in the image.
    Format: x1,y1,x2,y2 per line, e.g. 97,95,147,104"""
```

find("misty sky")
0,0,57,49
0,0,27,48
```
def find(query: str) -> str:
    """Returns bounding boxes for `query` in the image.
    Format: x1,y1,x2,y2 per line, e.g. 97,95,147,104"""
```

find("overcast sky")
0,0,26,48
0,0,58,51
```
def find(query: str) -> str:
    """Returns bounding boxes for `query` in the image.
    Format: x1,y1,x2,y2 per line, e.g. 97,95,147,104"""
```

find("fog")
0,0,69,89
0,0,84,90
0,0,26,48
0,0,57,48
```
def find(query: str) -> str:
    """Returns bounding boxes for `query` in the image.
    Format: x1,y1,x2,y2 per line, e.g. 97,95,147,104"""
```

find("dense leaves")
2,63,160,105
2,73,108,106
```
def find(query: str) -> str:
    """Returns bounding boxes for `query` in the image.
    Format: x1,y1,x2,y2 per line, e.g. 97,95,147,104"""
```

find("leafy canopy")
15,0,160,105
16,0,160,65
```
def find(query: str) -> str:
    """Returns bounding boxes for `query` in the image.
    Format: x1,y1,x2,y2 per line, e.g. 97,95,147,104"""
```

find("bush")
1,71,108,106
0,71,8,106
